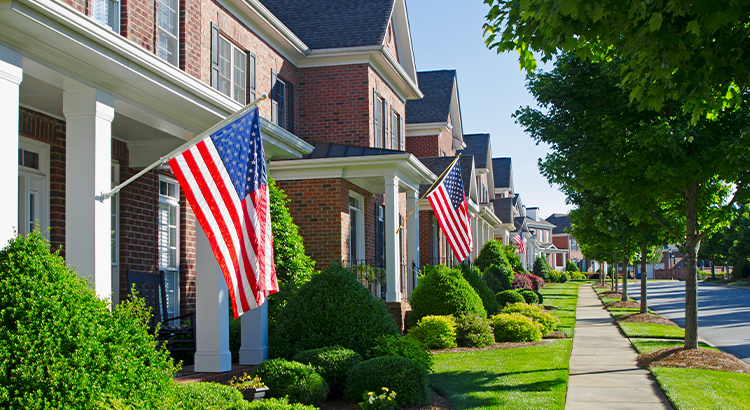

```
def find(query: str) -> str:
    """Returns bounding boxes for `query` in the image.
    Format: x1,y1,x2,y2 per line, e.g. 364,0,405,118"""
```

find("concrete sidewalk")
565,285,674,410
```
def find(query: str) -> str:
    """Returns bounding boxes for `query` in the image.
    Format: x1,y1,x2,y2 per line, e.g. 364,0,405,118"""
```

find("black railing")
343,258,418,300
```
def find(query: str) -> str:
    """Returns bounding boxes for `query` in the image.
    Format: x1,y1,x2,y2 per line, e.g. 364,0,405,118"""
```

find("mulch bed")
321,389,452,410
605,300,641,309
638,347,750,374
433,340,549,354
600,291,624,298
542,331,568,339
614,313,678,327
592,283,610,289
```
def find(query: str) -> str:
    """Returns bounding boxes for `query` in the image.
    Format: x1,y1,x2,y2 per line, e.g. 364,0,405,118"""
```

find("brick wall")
18,108,66,254
406,134,440,158
551,235,568,267
61,0,86,14
369,66,406,149
121,0,156,52
384,19,399,62
419,211,433,267
180,0,201,78
179,191,197,313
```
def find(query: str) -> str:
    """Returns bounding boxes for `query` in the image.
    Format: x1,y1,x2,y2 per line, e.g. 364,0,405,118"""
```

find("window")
17,138,49,238
391,108,402,150
92,0,120,33
375,204,385,267
349,193,364,263
571,237,579,251
216,36,247,104
157,0,178,66
271,72,294,132
373,92,388,148
158,177,180,320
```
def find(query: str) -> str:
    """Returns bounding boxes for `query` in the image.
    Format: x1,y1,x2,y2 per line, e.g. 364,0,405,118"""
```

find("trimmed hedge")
292,346,363,397
474,240,509,271
501,303,560,335
0,232,177,409
345,356,430,407
407,315,457,349
409,265,486,326
269,264,398,358
235,397,321,410
369,335,433,373
490,313,542,342
173,382,243,409
486,263,514,291
460,265,500,315
496,289,525,307
518,289,539,304
482,269,505,294
252,359,329,406
533,289,544,305
570,271,587,280
455,314,495,348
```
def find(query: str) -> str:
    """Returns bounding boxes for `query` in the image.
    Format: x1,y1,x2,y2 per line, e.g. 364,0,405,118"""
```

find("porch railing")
342,258,418,300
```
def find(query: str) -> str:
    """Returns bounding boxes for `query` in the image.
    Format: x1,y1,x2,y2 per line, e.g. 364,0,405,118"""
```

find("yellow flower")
367,392,374,397
382,387,389,392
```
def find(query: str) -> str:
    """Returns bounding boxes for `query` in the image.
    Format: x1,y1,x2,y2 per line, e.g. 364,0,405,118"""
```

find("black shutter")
248,53,256,102
271,71,278,124
287,82,294,133
211,23,219,88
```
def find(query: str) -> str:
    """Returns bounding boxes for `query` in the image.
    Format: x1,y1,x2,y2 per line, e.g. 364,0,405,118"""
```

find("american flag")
427,159,473,261
169,108,276,318
513,231,525,253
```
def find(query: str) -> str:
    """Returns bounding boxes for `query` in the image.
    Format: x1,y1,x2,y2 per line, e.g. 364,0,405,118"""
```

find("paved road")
629,281,750,364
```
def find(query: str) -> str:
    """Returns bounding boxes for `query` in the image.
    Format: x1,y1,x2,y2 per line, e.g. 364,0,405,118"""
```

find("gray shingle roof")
546,213,572,235
492,157,512,190
406,70,455,124
258,0,394,50
299,142,402,159
491,197,513,224
418,156,472,197
458,134,490,169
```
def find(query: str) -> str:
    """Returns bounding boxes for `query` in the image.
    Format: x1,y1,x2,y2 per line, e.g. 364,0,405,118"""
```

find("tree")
516,54,750,348
725,206,750,279
698,226,730,279
483,0,750,121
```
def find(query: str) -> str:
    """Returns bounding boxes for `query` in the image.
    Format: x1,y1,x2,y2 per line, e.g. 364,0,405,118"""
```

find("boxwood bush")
252,358,329,406
455,314,495,348
533,289,544,304
490,313,542,342
496,289,525,307
570,271,587,280
0,232,178,409
173,382,243,409
501,303,560,335
369,335,433,373
459,265,500,315
485,263,514,291
292,346,363,396
269,264,398,359
407,315,457,349
344,356,430,407
409,265,486,326
518,289,539,304
474,240,509,271
236,397,321,410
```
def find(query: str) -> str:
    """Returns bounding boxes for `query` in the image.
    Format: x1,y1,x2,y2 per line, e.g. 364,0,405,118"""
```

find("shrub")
407,315,457,349
501,303,560,335
527,273,545,290
173,382,243,409
455,314,495,348
475,240,509,271
482,269,505,294
269,264,398,359
0,232,178,409
565,261,580,272
252,358,329,406
369,335,433,373
511,273,533,290
518,289,539,304
533,289,544,304
459,265,500,315
486,263,514,291
409,265,486,326
546,269,561,283
570,271,587,280
344,356,430,407
496,289,525,307
559,271,571,283
293,346,363,397
502,245,523,271
490,313,543,342
235,397,320,410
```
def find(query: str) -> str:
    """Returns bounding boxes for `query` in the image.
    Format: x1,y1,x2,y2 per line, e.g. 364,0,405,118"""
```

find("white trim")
405,122,453,137
17,136,50,237
348,190,365,261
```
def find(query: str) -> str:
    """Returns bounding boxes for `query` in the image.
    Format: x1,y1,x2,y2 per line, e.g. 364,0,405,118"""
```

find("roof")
492,197,514,224
406,70,455,124
526,216,555,228
459,134,490,169
298,142,403,159
546,213,572,235
514,216,526,231
418,155,473,197
258,0,394,50
492,157,512,190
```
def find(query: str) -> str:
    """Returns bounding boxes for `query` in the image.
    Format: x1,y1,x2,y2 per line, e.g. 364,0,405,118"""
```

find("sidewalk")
565,285,674,410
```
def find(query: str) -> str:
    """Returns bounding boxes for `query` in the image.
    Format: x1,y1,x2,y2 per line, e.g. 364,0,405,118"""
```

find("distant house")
546,213,587,270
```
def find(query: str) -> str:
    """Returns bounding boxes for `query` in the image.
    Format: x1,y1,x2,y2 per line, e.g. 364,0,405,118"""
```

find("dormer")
492,157,513,198
458,134,493,204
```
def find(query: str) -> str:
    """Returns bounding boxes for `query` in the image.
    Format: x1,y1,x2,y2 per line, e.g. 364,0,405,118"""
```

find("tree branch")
651,211,681,241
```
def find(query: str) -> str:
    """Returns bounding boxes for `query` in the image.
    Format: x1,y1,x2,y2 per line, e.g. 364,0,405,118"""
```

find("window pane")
233,48,246,104
160,181,167,196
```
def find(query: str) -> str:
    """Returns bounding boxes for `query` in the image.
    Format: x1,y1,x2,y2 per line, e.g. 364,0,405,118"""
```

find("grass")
430,340,572,410
631,339,718,354
651,367,750,410
540,282,582,338
618,323,685,339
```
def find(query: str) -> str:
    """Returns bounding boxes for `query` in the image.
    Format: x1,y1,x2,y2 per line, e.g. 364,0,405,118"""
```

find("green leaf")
686,20,700,36
648,12,663,32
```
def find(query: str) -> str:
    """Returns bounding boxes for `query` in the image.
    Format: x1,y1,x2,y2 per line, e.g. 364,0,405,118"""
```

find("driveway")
630,281,750,364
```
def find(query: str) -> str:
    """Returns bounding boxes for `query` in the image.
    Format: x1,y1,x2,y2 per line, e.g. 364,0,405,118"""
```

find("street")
630,281,750,364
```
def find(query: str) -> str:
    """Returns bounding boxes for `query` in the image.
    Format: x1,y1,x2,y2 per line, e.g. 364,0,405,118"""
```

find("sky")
405,0,574,217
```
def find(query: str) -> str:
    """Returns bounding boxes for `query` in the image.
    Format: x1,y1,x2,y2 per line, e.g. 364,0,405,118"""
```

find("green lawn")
430,340,572,410
540,282,583,338
631,339,717,354
618,323,685,339
651,367,750,410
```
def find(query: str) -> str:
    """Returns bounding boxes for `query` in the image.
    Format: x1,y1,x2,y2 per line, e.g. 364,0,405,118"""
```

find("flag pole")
396,153,462,234
97,95,268,202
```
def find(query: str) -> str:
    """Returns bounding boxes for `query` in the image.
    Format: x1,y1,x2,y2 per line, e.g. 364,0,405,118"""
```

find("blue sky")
406,0,573,217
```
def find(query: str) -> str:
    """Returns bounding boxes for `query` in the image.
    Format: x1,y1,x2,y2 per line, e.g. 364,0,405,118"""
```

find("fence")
342,259,418,300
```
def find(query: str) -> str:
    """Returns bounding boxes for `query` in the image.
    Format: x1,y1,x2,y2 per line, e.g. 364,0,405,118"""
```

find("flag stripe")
429,184,470,260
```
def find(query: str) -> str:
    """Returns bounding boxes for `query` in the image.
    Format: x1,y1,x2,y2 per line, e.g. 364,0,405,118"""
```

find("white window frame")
111,161,120,306
373,93,385,148
348,191,365,262
272,75,286,127
218,36,247,105
156,0,179,66
17,137,49,238
92,0,120,33
158,176,180,320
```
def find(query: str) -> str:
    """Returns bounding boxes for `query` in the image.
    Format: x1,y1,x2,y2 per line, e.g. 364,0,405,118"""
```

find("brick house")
491,157,518,245
546,213,587,270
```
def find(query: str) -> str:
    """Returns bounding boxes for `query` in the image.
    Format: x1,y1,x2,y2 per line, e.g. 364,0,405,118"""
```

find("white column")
194,225,232,372
471,216,478,261
63,88,113,299
384,176,400,303
0,45,22,246
239,300,268,365
406,189,419,296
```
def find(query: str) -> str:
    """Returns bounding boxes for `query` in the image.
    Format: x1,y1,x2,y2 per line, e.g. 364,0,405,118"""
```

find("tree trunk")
640,243,648,314
621,251,629,301
612,253,619,293
684,181,701,350
711,256,716,280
